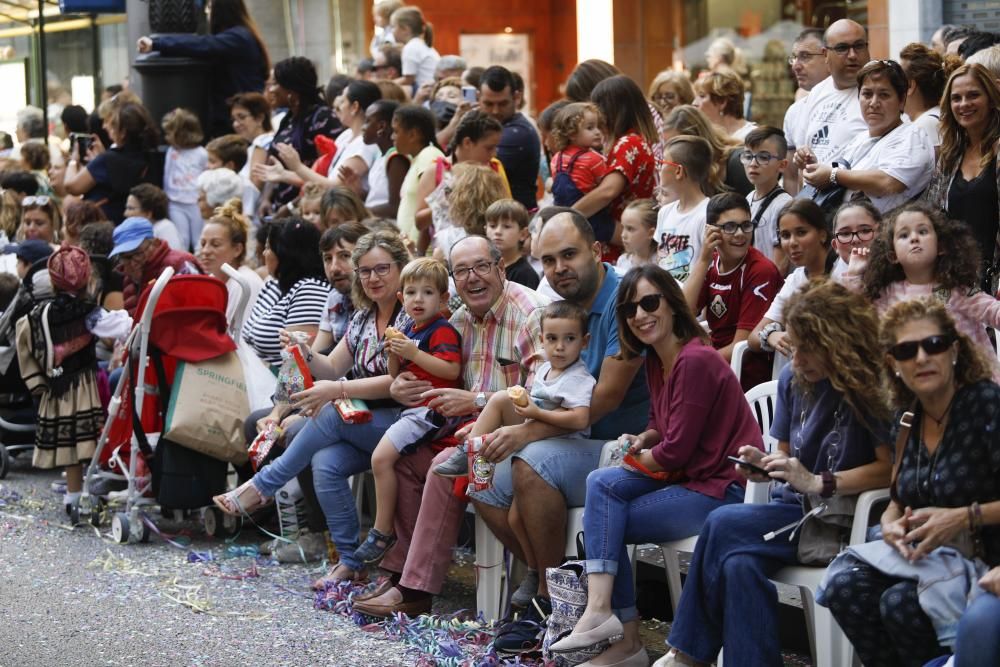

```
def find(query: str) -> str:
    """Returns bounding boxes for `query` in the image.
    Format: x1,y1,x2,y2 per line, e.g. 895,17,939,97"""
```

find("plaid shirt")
449,281,549,394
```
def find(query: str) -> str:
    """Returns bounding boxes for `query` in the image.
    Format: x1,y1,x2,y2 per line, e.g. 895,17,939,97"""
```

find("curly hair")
549,102,603,153
447,110,503,154
784,279,891,425
350,229,411,310
879,298,992,408
207,198,251,266
0,189,19,238
861,202,981,301
447,163,508,235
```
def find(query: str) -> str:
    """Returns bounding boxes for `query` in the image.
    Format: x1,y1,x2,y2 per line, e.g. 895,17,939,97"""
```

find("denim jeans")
252,402,400,571
583,466,744,623
667,501,804,666
955,591,1000,667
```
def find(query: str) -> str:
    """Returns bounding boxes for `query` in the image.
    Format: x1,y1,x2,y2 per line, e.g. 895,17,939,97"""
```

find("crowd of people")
2,1,1000,665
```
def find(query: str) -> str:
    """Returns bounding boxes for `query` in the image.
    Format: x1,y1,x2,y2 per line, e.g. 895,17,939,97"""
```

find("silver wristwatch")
474,392,488,409
758,322,783,353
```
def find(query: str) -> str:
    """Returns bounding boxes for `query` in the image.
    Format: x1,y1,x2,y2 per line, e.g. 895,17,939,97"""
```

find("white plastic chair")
660,380,780,612
475,440,621,621
730,340,789,385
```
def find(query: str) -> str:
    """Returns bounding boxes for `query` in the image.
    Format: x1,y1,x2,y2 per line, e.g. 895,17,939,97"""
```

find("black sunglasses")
618,293,666,319
888,335,954,361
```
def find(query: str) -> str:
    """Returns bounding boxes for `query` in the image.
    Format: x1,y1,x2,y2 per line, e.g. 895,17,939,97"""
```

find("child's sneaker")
433,446,468,478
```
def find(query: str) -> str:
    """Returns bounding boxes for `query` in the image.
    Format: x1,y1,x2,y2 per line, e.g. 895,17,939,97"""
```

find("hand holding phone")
461,85,477,103
727,455,771,478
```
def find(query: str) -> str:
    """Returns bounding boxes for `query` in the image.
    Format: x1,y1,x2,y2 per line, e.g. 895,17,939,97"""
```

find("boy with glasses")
741,126,793,270
682,192,783,389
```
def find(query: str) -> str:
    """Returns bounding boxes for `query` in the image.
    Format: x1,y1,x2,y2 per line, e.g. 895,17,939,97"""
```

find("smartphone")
727,455,770,477
70,132,90,164
461,85,477,103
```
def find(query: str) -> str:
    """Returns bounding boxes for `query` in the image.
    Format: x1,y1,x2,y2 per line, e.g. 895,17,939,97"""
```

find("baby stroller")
81,264,253,542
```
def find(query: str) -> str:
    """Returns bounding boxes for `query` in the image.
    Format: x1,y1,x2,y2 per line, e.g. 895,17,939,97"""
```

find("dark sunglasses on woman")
617,293,666,319
888,334,954,361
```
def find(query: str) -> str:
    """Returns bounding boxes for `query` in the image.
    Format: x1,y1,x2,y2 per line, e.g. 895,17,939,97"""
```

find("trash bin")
133,53,211,135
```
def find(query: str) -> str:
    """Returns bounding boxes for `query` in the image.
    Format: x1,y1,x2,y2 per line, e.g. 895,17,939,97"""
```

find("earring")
895,370,901,377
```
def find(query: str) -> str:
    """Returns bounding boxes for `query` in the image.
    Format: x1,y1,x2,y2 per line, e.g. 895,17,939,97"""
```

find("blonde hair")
447,163,508,235
0,189,19,238
207,198,250,266
400,256,449,293
549,102,603,152
694,67,746,119
300,182,326,205
374,0,404,22
647,70,695,110
376,80,410,103
161,107,204,148
18,196,62,242
663,104,741,193
485,198,529,229
351,229,411,310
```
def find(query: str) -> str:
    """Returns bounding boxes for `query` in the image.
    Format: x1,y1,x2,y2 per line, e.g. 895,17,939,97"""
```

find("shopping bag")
164,351,250,465
237,337,277,412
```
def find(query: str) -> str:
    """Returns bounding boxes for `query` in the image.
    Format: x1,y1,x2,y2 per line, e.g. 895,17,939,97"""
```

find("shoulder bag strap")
889,404,917,503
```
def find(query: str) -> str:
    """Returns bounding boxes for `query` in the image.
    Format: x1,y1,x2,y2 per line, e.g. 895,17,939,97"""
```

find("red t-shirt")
696,246,783,390
550,145,609,195
606,132,656,221
399,314,463,406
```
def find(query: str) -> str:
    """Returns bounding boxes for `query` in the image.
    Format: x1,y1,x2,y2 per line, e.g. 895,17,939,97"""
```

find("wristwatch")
829,167,839,186
758,322,783,353
474,392,487,409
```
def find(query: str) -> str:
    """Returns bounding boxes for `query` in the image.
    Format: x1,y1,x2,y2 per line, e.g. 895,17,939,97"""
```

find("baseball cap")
110,216,154,257
2,238,54,265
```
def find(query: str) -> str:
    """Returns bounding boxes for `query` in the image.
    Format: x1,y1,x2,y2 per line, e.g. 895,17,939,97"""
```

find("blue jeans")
667,501,804,666
252,403,400,571
955,591,1000,667
583,466,744,623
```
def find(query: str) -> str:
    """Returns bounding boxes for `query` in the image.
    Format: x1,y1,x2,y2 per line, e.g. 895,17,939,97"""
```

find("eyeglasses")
712,220,758,235
357,263,393,281
888,334,954,361
833,227,876,244
652,91,679,105
231,112,252,123
22,195,50,207
740,150,777,166
826,40,868,56
618,293,666,319
660,160,683,171
788,51,825,65
450,260,496,282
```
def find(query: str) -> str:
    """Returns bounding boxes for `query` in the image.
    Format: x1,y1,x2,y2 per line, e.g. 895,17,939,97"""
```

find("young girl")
162,108,209,251
852,202,1000,369
320,186,370,229
390,6,440,90
615,198,658,275
298,183,324,228
749,199,836,357
394,105,446,243
550,103,610,232
14,247,110,519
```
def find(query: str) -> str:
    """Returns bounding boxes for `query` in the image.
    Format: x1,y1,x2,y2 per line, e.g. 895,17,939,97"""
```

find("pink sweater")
646,338,764,499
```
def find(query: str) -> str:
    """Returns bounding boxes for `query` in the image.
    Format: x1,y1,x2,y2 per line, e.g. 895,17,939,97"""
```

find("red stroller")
81,265,253,543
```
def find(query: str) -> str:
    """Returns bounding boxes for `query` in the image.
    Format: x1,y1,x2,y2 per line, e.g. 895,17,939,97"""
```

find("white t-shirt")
783,97,809,151
530,359,596,439
838,121,935,213
365,148,395,209
747,189,793,263
153,218,183,249
732,122,757,142
226,264,264,326
909,106,942,148
799,77,867,164
764,266,809,323
401,37,440,87
655,198,709,283
240,133,272,220
327,131,381,191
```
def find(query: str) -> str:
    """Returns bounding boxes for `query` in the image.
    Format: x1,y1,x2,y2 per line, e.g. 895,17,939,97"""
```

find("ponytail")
423,21,434,48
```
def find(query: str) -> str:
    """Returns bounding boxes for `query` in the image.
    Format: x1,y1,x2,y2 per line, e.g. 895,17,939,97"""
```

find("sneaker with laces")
433,446,469,478
493,595,551,654
510,568,539,608
274,530,329,563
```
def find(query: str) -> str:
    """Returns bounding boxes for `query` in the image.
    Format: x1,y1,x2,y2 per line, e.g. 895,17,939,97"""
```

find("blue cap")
2,238,53,265
110,216,154,257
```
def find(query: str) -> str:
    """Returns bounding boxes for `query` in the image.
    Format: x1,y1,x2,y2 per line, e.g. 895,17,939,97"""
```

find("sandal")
212,479,271,517
311,562,369,590
354,527,398,565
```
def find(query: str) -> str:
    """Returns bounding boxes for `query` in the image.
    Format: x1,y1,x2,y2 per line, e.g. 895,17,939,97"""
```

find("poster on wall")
0,60,28,142
459,33,533,114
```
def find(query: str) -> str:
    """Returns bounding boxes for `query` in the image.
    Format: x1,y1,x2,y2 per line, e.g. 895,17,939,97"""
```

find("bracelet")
820,470,837,498
339,380,348,400
830,166,839,186
969,501,983,532
758,322,783,353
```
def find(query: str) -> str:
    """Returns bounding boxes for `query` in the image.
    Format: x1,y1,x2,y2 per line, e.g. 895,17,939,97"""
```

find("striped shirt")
449,281,549,394
242,277,330,365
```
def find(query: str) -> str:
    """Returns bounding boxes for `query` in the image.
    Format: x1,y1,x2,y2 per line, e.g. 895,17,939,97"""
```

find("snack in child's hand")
507,385,529,408
384,326,407,341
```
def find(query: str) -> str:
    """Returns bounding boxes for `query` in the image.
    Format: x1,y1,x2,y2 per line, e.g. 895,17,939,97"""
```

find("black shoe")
493,595,551,654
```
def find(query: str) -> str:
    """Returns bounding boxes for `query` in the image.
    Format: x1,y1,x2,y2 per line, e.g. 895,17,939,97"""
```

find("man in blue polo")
469,208,649,652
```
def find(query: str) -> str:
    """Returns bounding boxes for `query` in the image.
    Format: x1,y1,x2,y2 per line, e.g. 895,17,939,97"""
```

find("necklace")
924,391,956,427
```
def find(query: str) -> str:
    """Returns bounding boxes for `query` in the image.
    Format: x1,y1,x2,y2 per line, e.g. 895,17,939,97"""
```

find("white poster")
459,33,533,114
0,60,28,140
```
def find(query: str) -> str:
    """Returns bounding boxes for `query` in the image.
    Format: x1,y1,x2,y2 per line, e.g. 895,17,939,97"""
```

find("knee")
512,457,549,493
878,581,916,622
371,445,396,472
721,553,763,583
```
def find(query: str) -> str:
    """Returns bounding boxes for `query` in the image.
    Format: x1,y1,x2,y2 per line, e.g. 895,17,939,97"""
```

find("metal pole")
37,0,47,134
91,14,101,105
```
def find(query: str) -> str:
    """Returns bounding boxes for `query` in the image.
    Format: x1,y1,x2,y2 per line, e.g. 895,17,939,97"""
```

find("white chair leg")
801,587,849,667
475,514,506,621
661,546,684,613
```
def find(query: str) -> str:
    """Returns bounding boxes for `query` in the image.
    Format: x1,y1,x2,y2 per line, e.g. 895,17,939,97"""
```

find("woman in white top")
339,99,410,219
229,92,274,218
900,42,953,150
197,198,264,325
693,68,755,141
270,80,383,198
804,59,936,214
390,6,439,90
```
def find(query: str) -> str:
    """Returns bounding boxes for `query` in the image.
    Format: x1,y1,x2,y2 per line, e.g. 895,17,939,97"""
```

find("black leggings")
824,563,948,667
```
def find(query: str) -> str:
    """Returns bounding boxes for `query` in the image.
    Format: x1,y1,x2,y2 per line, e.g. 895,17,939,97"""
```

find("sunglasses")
888,334,954,361
22,195,51,207
618,293,666,319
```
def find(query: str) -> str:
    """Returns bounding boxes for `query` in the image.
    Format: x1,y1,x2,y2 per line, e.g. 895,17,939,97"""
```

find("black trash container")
133,53,212,137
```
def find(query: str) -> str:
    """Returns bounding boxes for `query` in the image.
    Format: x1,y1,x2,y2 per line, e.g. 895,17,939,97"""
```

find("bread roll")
384,326,407,341
507,385,529,408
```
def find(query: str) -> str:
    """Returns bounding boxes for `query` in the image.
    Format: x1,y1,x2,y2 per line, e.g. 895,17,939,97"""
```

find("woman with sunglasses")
803,59,935,214
820,298,1000,667
17,195,61,246
548,264,761,667
662,279,892,667
217,230,412,589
